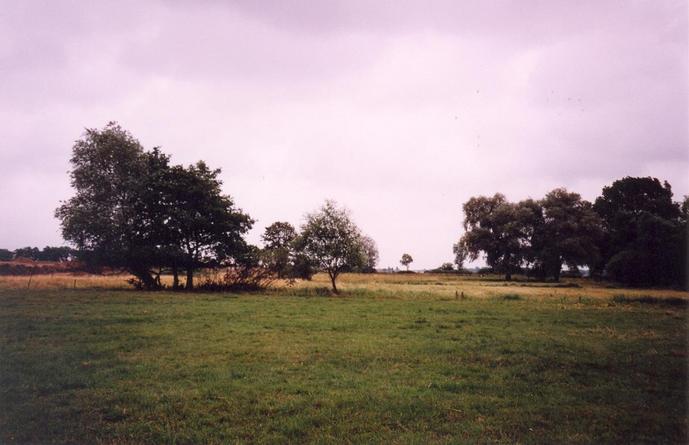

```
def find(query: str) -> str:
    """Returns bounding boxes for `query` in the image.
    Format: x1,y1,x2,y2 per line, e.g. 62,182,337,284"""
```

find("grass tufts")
612,295,688,307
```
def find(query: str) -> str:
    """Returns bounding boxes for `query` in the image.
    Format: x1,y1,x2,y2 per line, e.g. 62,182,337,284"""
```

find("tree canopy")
529,189,603,280
295,200,372,293
460,194,536,280
593,177,685,287
400,253,413,271
56,123,253,289
458,178,686,287
261,222,298,278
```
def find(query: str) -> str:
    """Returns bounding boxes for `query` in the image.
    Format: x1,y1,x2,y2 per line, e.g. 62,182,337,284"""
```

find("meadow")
0,273,687,444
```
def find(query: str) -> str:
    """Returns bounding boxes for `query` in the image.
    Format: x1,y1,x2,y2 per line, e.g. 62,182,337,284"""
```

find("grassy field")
0,273,687,444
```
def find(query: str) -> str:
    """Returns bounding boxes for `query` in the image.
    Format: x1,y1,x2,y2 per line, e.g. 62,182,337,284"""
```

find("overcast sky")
1,0,687,269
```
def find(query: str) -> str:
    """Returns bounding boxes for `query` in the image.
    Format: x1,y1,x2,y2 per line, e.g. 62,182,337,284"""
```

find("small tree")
400,253,413,271
261,222,297,278
296,200,368,293
439,262,454,272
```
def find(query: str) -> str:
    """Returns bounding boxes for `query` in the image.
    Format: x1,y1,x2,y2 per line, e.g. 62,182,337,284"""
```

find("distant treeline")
0,246,75,262
455,177,688,288
14,122,687,291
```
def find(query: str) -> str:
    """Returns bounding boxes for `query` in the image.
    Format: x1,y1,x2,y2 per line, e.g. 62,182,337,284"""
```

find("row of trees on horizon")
13,122,686,291
0,246,75,262
455,178,688,287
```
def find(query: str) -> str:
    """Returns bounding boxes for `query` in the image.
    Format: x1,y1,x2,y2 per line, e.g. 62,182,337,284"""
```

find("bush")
196,267,276,292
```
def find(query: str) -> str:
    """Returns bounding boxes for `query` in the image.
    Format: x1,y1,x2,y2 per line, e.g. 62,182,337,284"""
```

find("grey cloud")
0,0,686,268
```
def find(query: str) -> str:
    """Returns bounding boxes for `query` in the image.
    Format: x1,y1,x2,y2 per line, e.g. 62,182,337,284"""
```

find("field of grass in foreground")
0,274,687,444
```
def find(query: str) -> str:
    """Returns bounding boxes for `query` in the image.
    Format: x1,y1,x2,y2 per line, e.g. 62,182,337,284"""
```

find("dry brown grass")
296,273,689,302
2,271,686,302
0,273,133,290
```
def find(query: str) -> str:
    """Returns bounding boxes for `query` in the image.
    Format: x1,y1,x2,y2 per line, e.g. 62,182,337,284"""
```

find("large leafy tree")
529,189,603,281
153,161,253,290
594,177,684,286
56,123,253,290
460,194,537,280
56,123,161,288
295,200,369,293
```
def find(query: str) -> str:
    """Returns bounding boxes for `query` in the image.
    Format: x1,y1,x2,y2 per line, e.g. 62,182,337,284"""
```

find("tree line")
0,246,75,262
34,122,689,292
455,178,688,287
55,123,377,292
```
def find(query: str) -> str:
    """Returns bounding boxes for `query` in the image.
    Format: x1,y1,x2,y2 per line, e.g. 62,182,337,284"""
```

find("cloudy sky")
1,0,687,269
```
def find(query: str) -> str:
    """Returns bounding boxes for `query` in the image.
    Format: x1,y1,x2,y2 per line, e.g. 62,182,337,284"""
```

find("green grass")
0,284,687,444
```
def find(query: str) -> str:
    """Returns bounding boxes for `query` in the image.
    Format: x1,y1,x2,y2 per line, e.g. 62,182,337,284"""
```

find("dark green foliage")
439,262,455,272
11,246,40,260
55,123,160,287
460,194,536,280
290,253,316,280
261,222,298,278
460,178,685,287
528,189,603,281
452,240,468,269
156,161,254,290
594,177,679,222
356,235,379,273
55,123,253,290
594,177,686,287
3,246,75,262
427,262,456,273
37,246,74,262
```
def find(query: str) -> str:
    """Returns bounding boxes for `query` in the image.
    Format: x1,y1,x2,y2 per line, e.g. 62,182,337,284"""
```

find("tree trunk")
553,262,562,282
131,266,157,290
172,264,179,290
186,268,194,290
505,271,512,281
329,271,339,294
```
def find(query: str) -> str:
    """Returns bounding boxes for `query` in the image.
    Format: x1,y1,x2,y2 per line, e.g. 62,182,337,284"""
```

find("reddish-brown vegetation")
0,258,84,276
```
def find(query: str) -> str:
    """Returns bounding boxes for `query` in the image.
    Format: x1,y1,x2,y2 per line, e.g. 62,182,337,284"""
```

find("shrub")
195,266,276,292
